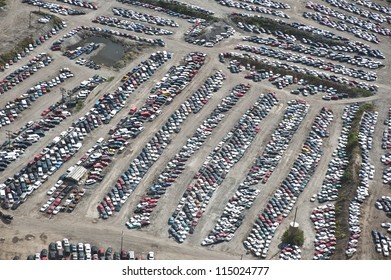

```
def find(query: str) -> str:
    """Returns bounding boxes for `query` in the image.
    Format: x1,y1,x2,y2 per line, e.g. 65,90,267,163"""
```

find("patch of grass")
281,228,304,247
230,15,348,47
332,102,374,259
106,77,115,83
138,0,219,22
74,101,84,112
0,0,6,7
231,56,374,98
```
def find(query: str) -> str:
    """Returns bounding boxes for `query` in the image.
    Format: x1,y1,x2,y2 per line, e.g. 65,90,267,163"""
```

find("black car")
41,249,48,258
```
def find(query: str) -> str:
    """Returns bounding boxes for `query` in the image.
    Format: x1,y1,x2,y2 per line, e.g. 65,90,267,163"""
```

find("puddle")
84,36,125,67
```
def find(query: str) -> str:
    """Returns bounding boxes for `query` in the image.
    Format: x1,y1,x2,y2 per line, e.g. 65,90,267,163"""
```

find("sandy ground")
0,0,391,260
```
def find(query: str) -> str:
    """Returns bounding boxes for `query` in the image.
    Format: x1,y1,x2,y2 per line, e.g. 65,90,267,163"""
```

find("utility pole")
120,230,124,253
60,87,66,102
6,130,13,150
29,11,32,28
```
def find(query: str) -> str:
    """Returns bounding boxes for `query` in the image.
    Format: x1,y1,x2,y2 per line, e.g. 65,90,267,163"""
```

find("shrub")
281,228,304,247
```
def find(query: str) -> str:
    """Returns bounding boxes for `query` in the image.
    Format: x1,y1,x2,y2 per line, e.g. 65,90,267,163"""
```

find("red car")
41,109,51,116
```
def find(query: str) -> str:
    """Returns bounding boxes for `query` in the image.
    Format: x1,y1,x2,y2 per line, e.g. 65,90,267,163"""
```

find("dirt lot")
0,0,391,261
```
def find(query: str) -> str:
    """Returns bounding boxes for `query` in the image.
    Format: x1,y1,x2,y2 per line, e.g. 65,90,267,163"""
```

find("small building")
65,166,88,184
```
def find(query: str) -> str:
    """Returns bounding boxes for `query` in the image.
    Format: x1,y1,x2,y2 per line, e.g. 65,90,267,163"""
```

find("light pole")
120,230,124,253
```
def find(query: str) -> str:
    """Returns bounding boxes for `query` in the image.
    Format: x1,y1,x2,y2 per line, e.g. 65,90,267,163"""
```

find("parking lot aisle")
267,104,345,260
145,87,271,238
214,103,322,258
187,101,286,245
359,100,390,260
81,56,218,220
7,51,176,215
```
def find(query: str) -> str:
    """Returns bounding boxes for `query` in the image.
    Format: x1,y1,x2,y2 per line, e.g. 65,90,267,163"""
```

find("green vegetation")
106,76,115,83
0,0,6,7
230,15,347,47
138,0,219,22
74,101,84,112
281,228,304,247
332,102,374,258
231,56,374,98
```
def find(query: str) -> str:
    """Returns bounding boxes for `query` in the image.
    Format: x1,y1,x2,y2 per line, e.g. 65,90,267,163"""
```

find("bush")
138,0,218,22
230,15,347,47
281,228,304,247
232,56,374,98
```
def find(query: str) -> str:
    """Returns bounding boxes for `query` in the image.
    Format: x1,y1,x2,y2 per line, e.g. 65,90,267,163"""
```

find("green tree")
281,228,304,247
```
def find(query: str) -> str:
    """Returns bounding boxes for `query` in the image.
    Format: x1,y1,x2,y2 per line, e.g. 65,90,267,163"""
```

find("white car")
84,243,91,254
40,203,50,212
56,241,63,250
46,187,56,196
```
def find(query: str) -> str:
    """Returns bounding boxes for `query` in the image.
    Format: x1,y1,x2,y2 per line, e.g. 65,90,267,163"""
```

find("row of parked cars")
242,35,384,69
244,107,333,258
346,110,377,257
1,76,103,176
57,0,98,10
117,0,200,22
372,230,391,257
165,0,216,15
57,25,165,48
300,37,385,60
125,71,229,228
234,44,377,81
0,22,66,72
63,42,100,60
22,0,86,15
222,51,379,93
92,15,174,36
0,68,73,131
0,52,170,210
19,238,151,260
0,108,74,175
279,244,302,260
112,7,179,27
303,11,380,44
356,0,391,16
236,0,290,9
316,104,359,203
97,52,204,220
202,99,309,246
311,204,337,260
0,53,54,94
168,93,278,242
42,180,86,215
381,107,391,185
382,107,391,150
322,0,391,23
233,12,341,42
375,196,391,218
234,12,386,60
128,83,248,231
305,2,391,37
184,22,235,47
216,0,289,18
